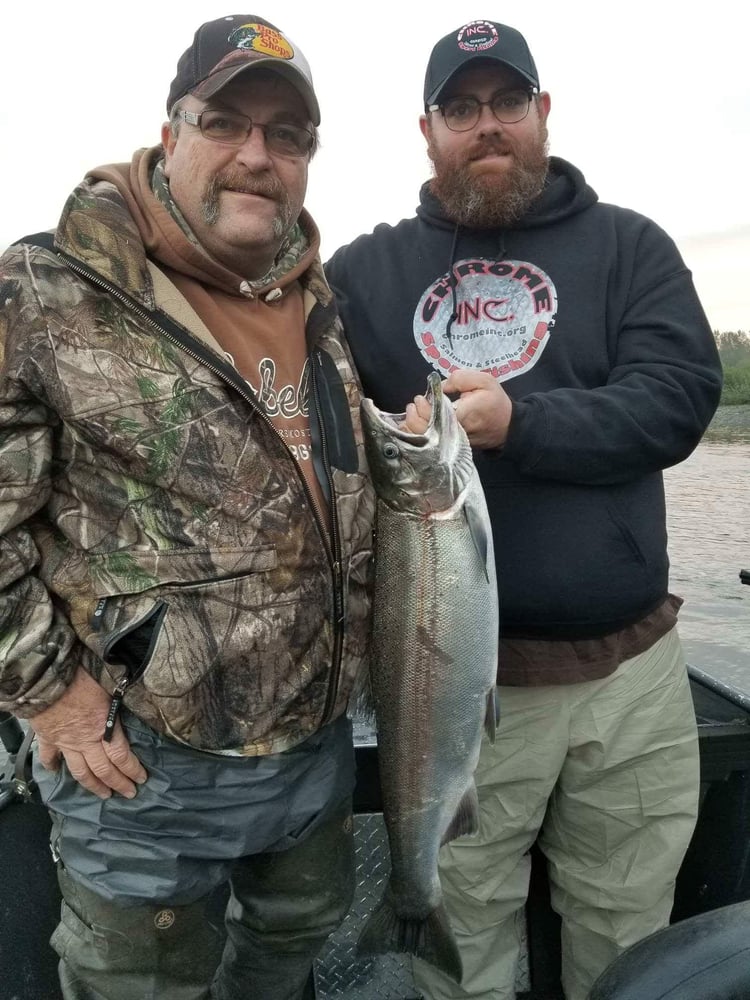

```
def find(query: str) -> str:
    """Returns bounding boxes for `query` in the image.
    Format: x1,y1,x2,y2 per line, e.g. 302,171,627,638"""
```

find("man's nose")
475,102,502,136
235,125,274,169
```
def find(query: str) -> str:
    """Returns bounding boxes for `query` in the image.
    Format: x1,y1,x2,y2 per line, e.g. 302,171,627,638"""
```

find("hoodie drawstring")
445,225,460,347
444,227,508,347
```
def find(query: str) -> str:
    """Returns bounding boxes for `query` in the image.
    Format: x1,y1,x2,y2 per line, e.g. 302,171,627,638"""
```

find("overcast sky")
2,0,748,331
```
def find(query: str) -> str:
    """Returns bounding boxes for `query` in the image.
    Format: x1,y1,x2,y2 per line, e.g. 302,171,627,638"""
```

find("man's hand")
403,393,432,434
443,370,513,449
402,370,513,448
31,667,147,799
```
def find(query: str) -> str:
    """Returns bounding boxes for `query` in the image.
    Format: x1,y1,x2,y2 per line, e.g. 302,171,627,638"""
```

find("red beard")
427,123,549,228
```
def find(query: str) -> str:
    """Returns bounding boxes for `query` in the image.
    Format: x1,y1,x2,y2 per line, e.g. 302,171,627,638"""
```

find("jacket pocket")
88,546,280,696
86,545,278,597
104,601,168,684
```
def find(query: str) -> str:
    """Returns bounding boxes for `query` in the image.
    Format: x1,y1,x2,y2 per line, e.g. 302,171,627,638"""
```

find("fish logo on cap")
228,22,295,60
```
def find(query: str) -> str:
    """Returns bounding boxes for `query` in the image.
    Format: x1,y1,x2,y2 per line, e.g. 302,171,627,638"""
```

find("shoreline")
704,404,750,442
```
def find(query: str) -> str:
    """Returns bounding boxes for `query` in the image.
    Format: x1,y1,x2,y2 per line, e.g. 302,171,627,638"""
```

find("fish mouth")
361,373,471,512
361,373,445,445
361,407,430,445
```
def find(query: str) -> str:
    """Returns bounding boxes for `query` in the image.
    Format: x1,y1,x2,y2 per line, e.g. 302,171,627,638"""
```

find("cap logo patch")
457,21,499,53
228,22,294,60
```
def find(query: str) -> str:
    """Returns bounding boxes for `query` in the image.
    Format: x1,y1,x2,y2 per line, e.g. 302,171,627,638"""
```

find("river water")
665,440,750,691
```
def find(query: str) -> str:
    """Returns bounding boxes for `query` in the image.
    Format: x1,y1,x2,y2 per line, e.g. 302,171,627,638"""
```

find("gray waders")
36,712,355,1000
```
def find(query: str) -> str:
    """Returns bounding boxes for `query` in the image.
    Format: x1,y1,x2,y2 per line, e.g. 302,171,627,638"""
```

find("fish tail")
357,892,463,984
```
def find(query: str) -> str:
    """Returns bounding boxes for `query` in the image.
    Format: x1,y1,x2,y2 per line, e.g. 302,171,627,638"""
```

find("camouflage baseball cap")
166,14,320,125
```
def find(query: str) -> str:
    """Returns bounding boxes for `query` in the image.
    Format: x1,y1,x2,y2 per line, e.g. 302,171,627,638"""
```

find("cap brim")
192,60,320,126
426,59,538,106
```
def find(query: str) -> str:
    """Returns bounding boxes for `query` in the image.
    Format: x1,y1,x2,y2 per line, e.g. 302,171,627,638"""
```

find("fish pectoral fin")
441,784,480,845
485,685,499,744
464,494,490,583
357,893,463,984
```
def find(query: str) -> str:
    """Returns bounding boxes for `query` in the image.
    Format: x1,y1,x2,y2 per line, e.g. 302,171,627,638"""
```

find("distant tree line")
714,330,750,405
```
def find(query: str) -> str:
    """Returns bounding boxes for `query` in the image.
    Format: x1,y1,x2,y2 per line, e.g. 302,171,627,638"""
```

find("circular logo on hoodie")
457,21,499,52
413,258,557,381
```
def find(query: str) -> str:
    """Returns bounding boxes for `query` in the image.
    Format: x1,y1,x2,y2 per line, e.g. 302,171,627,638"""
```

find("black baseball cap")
166,15,320,125
424,20,539,107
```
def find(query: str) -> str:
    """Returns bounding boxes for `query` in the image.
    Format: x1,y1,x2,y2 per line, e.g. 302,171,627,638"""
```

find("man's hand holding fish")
404,370,514,449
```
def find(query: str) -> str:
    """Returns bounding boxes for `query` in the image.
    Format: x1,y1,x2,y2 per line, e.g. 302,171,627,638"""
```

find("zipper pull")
91,598,108,632
102,678,128,742
333,561,346,626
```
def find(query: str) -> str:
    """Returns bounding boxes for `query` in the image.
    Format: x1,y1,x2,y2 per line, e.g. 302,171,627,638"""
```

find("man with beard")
0,14,374,1000
325,19,722,1000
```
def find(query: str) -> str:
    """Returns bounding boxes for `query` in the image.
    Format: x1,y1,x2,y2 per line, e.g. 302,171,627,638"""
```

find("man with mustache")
326,19,722,1000
0,14,374,1000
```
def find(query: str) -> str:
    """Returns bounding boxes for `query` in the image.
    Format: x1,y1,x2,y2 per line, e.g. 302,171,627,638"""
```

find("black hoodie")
326,157,722,644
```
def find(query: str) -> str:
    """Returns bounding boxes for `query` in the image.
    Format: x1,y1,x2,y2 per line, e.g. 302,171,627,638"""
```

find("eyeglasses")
428,88,535,132
179,109,314,157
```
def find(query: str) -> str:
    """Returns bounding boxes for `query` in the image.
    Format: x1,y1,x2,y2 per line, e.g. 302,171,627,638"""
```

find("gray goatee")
202,171,293,238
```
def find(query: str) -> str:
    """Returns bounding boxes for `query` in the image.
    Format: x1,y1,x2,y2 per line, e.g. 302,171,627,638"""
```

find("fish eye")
382,442,400,459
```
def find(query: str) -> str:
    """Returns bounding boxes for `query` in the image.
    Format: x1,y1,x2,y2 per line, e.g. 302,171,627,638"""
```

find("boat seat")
587,899,750,999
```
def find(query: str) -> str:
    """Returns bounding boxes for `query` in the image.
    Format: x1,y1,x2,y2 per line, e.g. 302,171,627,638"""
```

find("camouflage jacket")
0,177,374,754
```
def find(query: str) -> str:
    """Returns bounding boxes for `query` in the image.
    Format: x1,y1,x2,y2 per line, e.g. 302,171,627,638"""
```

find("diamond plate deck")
314,813,422,999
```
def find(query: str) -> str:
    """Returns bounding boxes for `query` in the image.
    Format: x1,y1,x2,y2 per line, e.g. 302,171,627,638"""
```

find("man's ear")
419,114,430,143
536,91,551,125
161,122,175,175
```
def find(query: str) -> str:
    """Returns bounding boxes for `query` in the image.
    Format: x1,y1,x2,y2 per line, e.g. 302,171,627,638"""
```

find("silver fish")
357,372,499,983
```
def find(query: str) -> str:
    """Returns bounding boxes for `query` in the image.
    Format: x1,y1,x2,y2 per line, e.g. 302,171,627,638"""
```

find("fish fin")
357,893,463,984
464,495,491,583
441,784,479,845
485,686,499,744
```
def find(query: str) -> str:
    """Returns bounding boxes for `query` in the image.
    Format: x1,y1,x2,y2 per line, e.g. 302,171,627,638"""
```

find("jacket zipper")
309,352,346,727
56,252,347,734
100,600,169,741
102,675,129,742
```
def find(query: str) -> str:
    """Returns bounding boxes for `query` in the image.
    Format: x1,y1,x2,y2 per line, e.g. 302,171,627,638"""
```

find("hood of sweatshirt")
415,155,598,233
87,146,321,302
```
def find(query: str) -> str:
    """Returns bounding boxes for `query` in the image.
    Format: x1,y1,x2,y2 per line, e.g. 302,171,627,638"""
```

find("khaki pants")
413,628,700,1000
